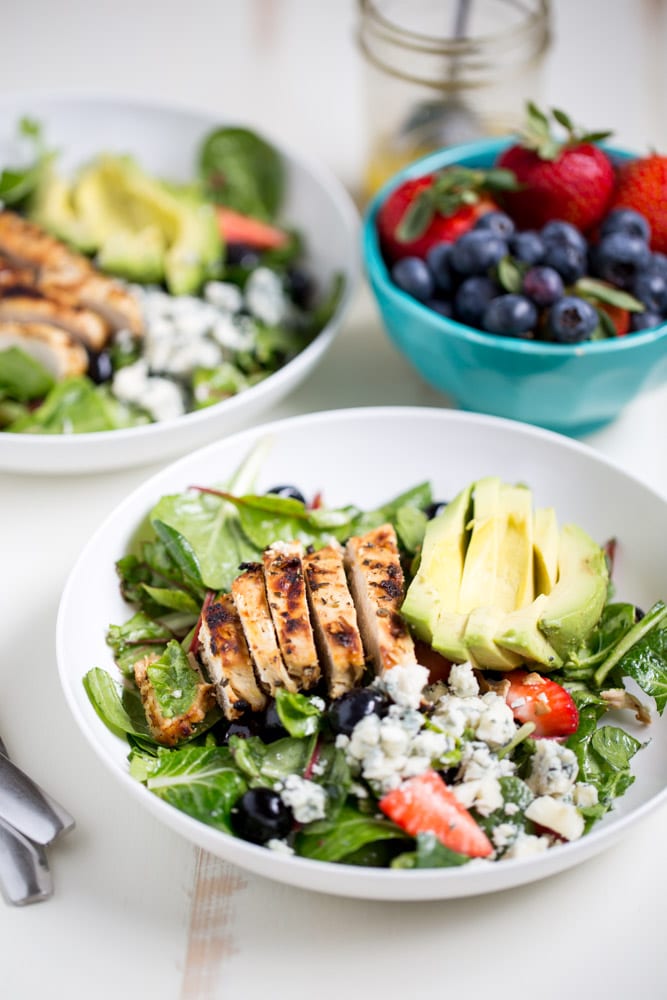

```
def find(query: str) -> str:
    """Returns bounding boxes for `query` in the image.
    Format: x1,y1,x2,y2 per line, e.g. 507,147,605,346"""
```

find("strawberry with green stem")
497,103,615,232
376,165,519,263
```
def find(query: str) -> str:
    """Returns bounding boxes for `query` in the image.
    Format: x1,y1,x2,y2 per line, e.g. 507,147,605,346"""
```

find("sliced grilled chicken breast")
303,543,366,699
0,211,143,336
0,291,110,351
198,593,268,719
0,255,35,291
263,541,320,690
133,654,216,747
344,523,417,674
0,320,88,379
232,563,297,695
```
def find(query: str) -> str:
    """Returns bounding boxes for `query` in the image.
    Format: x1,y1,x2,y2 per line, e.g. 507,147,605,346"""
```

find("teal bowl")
363,137,667,437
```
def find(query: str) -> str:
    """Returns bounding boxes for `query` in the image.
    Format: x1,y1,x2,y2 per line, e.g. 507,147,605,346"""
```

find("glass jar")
357,0,552,199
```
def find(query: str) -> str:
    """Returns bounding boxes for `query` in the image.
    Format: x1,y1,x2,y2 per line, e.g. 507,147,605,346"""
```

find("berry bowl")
362,137,667,437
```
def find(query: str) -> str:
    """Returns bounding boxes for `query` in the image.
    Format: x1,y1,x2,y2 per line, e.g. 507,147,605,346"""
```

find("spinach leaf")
146,746,247,833
473,776,535,839
6,377,148,433
191,362,250,410
567,705,642,810
140,584,201,617
107,611,172,676
0,117,53,207
295,804,408,862
83,667,155,742
146,641,205,720
306,742,351,819
391,832,470,869
152,520,205,597
275,689,323,738
564,603,638,676
395,505,428,554
0,347,54,401
199,126,284,220
228,733,316,784
605,607,667,713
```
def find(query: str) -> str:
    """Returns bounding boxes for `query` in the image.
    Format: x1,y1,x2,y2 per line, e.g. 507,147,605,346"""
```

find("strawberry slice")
215,205,289,250
379,770,493,858
505,670,579,739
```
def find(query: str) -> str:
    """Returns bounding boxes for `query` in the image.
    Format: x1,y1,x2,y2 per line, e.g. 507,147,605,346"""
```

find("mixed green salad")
83,447,667,869
0,119,343,434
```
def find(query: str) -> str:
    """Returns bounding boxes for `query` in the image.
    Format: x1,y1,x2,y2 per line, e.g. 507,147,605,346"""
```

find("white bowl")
56,406,667,901
0,94,359,474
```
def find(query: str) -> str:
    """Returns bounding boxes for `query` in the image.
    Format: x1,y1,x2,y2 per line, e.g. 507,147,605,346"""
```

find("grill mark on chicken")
344,523,417,675
303,543,365,699
0,291,110,351
263,542,320,690
198,594,268,720
134,654,216,747
232,564,297,696
0,211,143,336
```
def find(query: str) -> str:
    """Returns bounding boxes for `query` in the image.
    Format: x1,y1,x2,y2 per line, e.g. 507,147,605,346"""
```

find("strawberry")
505,670,579,739
609,154,667,254
414,639,452,685
376,166,518,262
215,205,288,250
496,103,615,233
379,770,493,858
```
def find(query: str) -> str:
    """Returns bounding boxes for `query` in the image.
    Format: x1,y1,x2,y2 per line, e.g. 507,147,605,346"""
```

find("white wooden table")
2,2,667,997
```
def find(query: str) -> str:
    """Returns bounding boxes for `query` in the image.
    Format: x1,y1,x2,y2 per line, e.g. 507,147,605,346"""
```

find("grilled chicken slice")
0,290,110,351
263,541,320,690
198,593,268,719
303,543,366,699
0,255,35,291
0,211,143,336
344,523,417,675
0,320,88,379
133,653,217,747
232,563,297,695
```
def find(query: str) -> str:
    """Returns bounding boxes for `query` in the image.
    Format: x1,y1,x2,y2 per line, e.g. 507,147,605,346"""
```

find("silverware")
0,744,75,846
0,816,52,906
0,735,74,906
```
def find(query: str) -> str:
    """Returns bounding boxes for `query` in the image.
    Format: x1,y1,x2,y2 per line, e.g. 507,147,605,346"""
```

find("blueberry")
328,688,390,736
256,700,290,743
542,242,587,284
600,208,651,243
522,266,564,307
391,257,435,301
226,242,262,268
473,210,516,239
285,266,316,309
509,230,545,266
425,500,448,519
630,310,664,332
86,350,113,384
482,294,538,337
547,296,599,343
231,788,294,845
267,485,306,504
449,230,508,276
425,298,454,319
454,276,499,327
425,242,454,293
633,270,667,312
649,252,667,279
593,232,651,289
541,220,587,254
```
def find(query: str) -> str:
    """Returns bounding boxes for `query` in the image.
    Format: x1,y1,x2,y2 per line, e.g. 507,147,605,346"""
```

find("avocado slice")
72,155,221,295
464,606,523,669
496,593,563,670
29,168,97,253
495,483,534,612
534,506,559,595
97,225,167,284
457,477,503,613
401,481,473,645
538,523,609,658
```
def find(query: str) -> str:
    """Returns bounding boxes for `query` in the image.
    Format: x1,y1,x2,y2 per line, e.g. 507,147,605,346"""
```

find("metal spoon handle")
0,816,53,906
0,742,75,846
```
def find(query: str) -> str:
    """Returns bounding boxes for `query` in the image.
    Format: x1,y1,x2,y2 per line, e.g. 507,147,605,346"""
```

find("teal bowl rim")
362,136,667,357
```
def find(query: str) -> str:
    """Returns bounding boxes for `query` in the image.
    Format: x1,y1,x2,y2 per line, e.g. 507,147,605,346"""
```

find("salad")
84,447,667,869
0,119,342,434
